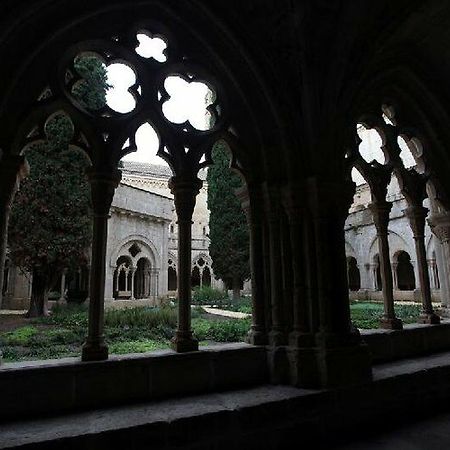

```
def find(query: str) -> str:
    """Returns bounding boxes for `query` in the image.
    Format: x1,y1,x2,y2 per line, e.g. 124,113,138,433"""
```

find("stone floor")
335,412,450,449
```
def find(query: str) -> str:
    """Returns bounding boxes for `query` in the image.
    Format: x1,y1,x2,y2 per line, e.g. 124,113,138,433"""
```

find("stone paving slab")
202,306,251,319
0,310,26,315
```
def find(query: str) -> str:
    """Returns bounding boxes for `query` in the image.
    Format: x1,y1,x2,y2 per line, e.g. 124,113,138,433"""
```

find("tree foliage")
7,55,108,316
207,142,250,299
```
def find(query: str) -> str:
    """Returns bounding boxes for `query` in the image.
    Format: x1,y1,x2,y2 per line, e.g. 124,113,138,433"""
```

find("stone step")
3,351,450,449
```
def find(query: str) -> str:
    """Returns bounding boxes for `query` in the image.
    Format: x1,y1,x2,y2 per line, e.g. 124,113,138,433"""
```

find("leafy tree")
7,55,108,317
207,142,250,300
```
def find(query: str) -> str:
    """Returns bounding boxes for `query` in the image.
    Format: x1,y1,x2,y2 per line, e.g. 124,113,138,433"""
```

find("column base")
316,342,372,388
288,331,315,348
81,340,108,361
266,345,290,384
287,346,318,387
171,332,199,353
268,329,288,347
380,316,403,330
246,328,268,345
418,312,440,325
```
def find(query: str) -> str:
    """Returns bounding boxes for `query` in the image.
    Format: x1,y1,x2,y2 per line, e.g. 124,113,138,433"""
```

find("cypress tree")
207,142,250,299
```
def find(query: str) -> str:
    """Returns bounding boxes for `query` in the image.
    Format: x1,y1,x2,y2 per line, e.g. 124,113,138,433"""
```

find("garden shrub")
192,286,227,305
192,317,250,342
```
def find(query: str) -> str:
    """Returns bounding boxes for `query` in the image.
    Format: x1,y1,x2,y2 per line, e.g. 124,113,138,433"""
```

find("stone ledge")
0,343,268,422
362,320,450,363
4,352,450,449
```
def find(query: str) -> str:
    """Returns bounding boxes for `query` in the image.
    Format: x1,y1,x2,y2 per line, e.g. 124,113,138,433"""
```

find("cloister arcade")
2,3,450,433
111,239,160,301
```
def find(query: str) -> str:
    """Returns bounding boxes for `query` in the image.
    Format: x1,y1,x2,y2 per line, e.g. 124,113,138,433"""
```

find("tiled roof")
120,160,208,181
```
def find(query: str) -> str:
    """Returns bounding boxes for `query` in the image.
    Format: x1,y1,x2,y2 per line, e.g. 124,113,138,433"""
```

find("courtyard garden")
0,287,424,363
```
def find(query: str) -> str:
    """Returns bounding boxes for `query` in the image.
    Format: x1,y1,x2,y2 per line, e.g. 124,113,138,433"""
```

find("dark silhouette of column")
264,185,287,346
236,185,267,345
82,169,121,361
405,205,440,324
169,176,202,352
369,201,403,329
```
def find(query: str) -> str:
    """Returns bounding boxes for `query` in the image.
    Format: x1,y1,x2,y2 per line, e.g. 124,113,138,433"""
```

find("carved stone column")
368,201,402,329
428,212,450,308
370,264,379,290
264,185,287,346
282,186,313,346
392,263,399,290
235,185,267,345
124,268,129,292
305,178,372,388
150,268,159,299
130,268,136,300
82,169,121,361
405,205,440,324
169,176,202,353
282,184,320,387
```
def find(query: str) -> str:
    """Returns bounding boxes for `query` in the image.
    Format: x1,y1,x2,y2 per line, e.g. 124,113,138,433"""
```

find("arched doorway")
202,266,211,287
168,267,177,291
373,254,382,291
168,258,177,291
191,266,201,288
134,257,151,299
397,251,416,290
347,257,361,291
113,256,133,299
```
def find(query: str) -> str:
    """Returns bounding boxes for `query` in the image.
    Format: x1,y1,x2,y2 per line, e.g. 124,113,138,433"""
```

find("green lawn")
0,301,424,362
350,301,422,329
0,304,251,362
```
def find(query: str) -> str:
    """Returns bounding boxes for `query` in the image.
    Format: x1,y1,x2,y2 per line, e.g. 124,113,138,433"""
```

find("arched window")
202,266,212,287
168,267,177,291
191,266,201,288
134,257,151,299
374,254,382,291
114,255,132,299
396,251,416,291
347,257,361,291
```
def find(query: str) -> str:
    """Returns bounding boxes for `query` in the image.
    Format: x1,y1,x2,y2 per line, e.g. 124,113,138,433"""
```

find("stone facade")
345,174,442,302
2,162,224,309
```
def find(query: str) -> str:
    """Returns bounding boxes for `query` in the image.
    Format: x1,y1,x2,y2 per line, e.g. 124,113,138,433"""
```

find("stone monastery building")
2,161,221,309
4,2,450,446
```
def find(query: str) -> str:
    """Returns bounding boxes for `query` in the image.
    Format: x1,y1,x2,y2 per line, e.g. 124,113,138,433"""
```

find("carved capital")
428,212,450,244
404,205,428,239
368,201,392,235
306,178,355,225
169,176,202,223
87,168,122,217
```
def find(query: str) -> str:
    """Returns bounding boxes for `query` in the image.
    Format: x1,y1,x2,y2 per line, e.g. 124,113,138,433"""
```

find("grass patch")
193,317,251,342
0,304,250,362
350,301,422,329
2,326,39,346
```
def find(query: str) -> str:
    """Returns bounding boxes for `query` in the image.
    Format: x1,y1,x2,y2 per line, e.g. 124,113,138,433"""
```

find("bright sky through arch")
106,37,210,166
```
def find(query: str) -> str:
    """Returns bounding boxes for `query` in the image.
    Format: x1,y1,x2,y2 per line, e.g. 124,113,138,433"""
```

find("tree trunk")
232,276,241,301
26,268,49,317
